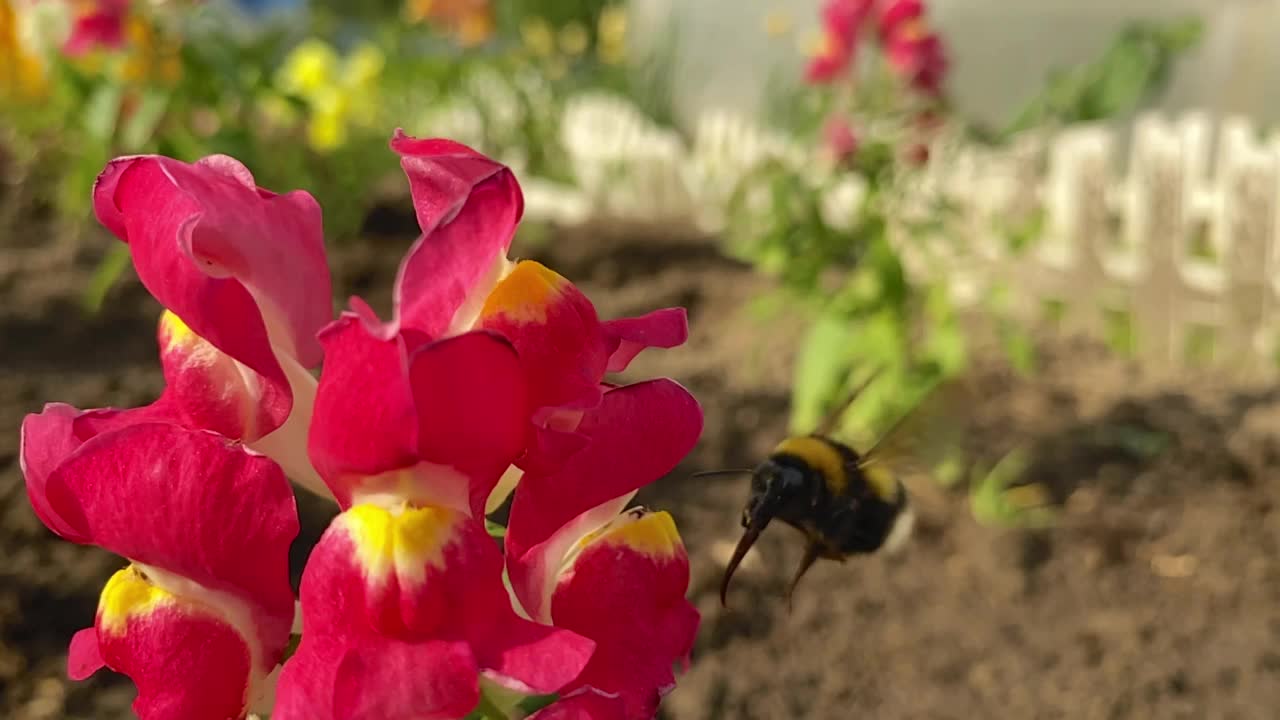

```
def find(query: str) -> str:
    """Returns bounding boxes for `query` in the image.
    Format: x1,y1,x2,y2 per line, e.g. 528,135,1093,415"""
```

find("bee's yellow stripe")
860,460,900,503
773,436,848,495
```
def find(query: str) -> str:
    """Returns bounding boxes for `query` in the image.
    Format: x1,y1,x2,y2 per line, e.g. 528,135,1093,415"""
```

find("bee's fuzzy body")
755,434,912,560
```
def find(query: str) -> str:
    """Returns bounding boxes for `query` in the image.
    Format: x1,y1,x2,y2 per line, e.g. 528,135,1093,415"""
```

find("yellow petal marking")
479,260,569,325
342,503,462,586
98,565,175,636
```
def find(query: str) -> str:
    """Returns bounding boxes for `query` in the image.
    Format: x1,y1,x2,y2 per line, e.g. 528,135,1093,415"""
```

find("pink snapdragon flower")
805,0,875,84
387,133,692,512
877,0,948,96
91,153,332,496
22,133,705,720
20,419,298,720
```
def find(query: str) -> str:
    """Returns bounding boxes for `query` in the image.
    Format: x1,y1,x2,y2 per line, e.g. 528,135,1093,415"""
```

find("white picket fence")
527,94,1280,378
913,111,1280,378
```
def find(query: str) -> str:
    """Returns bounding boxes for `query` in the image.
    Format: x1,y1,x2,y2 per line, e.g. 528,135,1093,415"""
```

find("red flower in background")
805,0,876,84
823,114,860,163
877,0,948,97
63,0,130,55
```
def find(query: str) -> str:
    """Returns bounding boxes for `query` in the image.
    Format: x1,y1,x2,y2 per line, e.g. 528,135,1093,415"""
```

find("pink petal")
276,631,480,720
309,315,529,514
88,568,256,720
308,314,419,506
876,0,923,40
93,154,330,434
805,50,852,84
20,401,179,543
530,688,627,720
335,640,481,720
43,423,298,657
471,615,596,696
550,510,699,719
506,379,703,564
294,502,594,696
600,308,689,374
390,131,524,337
477,260,608,413
507,494,634,624
157,310,284,442
67,628,105,681
409,330,530,516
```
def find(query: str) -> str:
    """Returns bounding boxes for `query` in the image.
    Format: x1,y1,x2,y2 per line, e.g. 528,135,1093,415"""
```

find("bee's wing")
858,377,976,513
811,367,884,438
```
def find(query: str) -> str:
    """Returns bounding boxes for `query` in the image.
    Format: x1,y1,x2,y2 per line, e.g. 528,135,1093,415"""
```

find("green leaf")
789,312,859,435
120,89,171,152
83,83,124,141
485,520,507,539
515,693,559,715
81,244,132,314
1000,16,1204,137
970,447,1056,529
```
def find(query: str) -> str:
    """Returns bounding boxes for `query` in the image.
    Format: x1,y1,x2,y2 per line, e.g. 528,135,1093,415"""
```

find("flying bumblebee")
709,370,964,608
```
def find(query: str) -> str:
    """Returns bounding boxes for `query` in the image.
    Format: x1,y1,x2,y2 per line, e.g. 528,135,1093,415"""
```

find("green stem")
475,693,510,720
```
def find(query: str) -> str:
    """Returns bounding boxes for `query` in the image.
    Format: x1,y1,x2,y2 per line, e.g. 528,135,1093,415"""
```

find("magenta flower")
805,0,876,84
20,418,298,720
822,114,860,162
877,0,948,96
23,132,705,720
504,380,703,719
387,133,691,512
91,153,332,496
62,0,130,56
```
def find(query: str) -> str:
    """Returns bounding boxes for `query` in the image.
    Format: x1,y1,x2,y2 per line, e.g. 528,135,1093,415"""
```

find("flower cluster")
804,0,949,168
806,0,947,94
20,133,703,719
272,38,387,152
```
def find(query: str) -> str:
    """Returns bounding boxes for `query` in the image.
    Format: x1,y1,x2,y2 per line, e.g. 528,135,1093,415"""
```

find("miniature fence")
531,94,1280,379
912,111,1280,378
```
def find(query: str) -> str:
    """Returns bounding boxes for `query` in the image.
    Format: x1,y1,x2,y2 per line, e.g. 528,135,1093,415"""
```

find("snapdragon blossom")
21,132,704,720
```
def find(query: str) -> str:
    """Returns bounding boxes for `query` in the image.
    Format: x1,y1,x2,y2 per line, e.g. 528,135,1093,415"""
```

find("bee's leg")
785,541,822,613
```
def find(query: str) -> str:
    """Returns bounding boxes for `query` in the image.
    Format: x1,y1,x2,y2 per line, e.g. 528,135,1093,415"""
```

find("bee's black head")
743,458,807,527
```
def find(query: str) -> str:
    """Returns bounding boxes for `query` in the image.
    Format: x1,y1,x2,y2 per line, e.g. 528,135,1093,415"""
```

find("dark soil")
3,208,1280,720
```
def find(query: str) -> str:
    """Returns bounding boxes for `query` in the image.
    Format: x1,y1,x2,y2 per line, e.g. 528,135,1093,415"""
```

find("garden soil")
3,214,1280,720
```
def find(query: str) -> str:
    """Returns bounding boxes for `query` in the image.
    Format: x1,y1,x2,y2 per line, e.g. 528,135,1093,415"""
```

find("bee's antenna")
691,468,754,479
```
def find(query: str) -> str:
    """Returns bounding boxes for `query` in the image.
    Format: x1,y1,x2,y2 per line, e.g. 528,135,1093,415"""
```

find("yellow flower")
342,43,384,88
596,5,627,65
308,108,347,152
307,87,349,151
520,17,555,58
277,38,339,101
557,21,588,57
0,0,47,98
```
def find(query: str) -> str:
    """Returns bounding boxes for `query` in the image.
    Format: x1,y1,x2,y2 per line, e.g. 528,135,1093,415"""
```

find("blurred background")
4,0,1280,718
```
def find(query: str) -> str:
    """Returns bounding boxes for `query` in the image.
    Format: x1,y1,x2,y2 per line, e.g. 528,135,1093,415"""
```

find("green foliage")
728,12,1205,531
968,447,1057,529
996,16,1205,139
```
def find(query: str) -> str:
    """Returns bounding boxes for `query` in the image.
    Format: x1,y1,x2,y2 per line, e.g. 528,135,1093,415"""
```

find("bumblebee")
712,371,959,608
